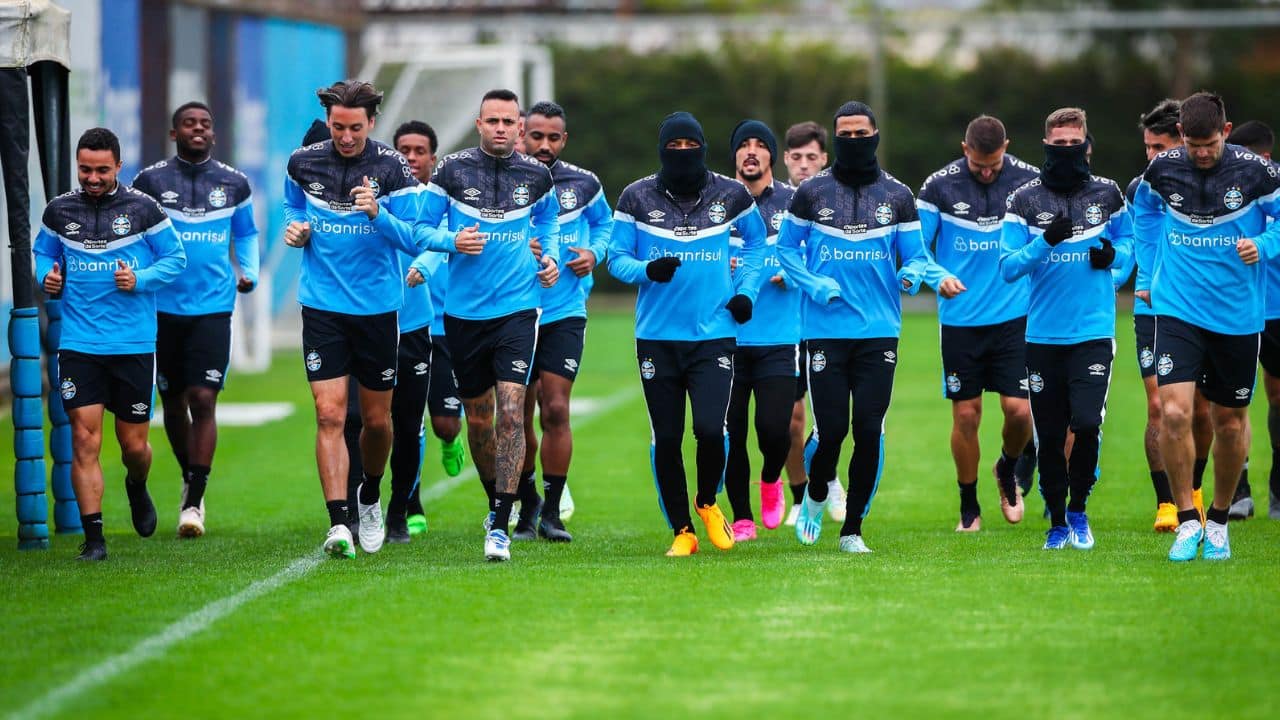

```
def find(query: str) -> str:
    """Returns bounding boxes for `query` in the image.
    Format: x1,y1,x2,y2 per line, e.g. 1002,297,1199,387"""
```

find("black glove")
725,294,753,323
1043,215,1073,247
646,256,681,282
1089,238,1115,269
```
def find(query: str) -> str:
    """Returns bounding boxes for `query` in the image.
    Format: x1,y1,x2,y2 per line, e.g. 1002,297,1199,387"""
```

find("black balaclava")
658,111,708,196
831,101,881,187
730,119,777,170
1041,140,1091,193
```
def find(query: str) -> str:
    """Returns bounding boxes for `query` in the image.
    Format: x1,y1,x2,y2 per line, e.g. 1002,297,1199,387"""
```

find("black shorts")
1260,319,1280,378
445,309,539,398
636,337,736,384
1134,314,1157,379
301,307,399,391
1154,315,1259,407
940,316,1028,401
734,344,799,385
156,311,232,395
804,336,899,423
795,340,809,400
57,350,155,423
397,325,433,401
427,336,462,417
535,316,587,381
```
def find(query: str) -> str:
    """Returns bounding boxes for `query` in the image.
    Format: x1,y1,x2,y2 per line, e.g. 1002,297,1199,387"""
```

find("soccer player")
917,115,1039,532
1133,93,1280,560
779,120,845,526
777,101,962,553
513,100,613,542
724,119,798,540
1000,107,1132,550
1223,119,1276,519
35,127,186,560
417,89,561,562
284,80,429,559
132,102,257,539
609,111,767,556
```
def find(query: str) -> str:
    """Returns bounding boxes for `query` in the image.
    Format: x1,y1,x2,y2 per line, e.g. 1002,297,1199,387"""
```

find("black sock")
358,473,382,504
174,452,190,476
326,500,349,527
958,481,980,515
542,474,567,517
790,483,806,504
1014,440,1037,482
124,472,147,495
995,452,1017,481
1206,505,1230,525
518,470,541,506
1193,458,1207,491
1237,461,1251,496
1177,508,1201,525
183,465,209,509
807,480,829,503
480,477,497,506
82,513,104,543
492,492,518,530
1151,471,1174,505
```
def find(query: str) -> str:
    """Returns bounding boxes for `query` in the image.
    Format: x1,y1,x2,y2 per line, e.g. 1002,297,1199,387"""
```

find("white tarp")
0,0,70,68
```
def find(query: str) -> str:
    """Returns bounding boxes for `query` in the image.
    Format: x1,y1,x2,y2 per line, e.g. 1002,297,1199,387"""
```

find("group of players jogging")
37,78,1280,564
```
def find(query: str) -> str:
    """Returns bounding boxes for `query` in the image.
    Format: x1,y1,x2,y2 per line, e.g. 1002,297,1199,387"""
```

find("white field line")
10,387,637,720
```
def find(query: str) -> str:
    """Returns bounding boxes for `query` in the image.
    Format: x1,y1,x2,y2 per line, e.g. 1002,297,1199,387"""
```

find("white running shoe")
356,484,385,553
838,534,873,554
177,504,205,538
784,504,801,527
485,529,511,562
827,478,847,522
508,500,521,528
560,484,576,521
323,524,356,559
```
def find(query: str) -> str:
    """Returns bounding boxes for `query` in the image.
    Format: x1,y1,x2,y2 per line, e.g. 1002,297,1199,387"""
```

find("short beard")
739,167,764,182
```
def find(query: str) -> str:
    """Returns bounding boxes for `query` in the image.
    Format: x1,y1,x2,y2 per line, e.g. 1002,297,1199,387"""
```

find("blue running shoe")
1066,511,1094,550
1043,525,1070,549
482,511,495,532
1202,520,1231,561
1168,519,1204,562
484,528,511,561
794,492,827,546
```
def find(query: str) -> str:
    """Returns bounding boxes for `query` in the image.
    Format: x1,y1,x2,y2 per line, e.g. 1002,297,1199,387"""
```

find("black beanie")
658,111,705,151
301,119,329,148
730,119,778,167
833,101,877,129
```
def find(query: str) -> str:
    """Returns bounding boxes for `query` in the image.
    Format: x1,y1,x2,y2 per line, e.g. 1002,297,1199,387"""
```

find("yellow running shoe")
1193,488,1205,525
696,503,735,551
666,529,699,557
1154,502,1178,532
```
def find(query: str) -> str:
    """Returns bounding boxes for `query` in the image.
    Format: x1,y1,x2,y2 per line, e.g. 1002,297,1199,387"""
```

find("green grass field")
2,307,1278,720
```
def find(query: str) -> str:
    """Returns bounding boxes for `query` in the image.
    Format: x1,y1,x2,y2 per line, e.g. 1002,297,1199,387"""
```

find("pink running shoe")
760,479,785,529
731,519,758,542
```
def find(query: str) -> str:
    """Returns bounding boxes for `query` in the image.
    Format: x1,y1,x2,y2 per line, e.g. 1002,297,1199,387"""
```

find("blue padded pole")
11,307,49,549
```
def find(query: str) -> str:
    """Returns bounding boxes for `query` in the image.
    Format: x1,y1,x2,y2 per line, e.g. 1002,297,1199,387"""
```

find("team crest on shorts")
111,214,132,236
1028,373,1044,393
1224,187,1243,211
305,351,322,372
810,351,827,373
208,186,227,208
1157,353,1173,376
513,184,531,206
640,359,656,380
1085,204,1103,225
60,379,76,400
874,203,894,225
946,373,961,394
708,201,727,224
1140,348,1154,369
559,188,578,210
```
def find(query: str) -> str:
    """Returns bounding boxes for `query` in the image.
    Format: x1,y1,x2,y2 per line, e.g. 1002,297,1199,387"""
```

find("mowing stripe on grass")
11,387,637,720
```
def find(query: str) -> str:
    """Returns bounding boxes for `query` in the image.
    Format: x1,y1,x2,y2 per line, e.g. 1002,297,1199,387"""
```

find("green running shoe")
441,437,466,477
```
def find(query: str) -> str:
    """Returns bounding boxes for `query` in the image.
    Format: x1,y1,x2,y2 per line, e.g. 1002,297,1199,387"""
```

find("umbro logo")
307,182,325,193
818,208,835,219
512,360,529,372
564,358,579,372
1035,212,1055,223
463,187,481,201
160,191,179,203
1236,387,1251,399
884,351,897,364
414,362,429,375
647,210,665,221
717,356,732,371
952,201,970,214
64,222,80,236
1169,193,1184,206
131,403,148,415
1088,363,1107,376
204,369,223,382
381,368,395,380
444,397,461,409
